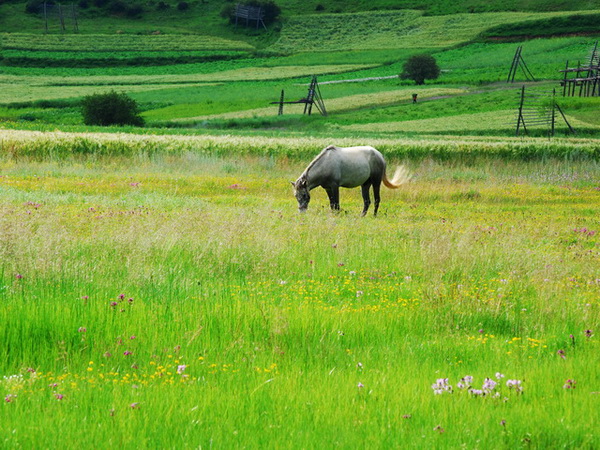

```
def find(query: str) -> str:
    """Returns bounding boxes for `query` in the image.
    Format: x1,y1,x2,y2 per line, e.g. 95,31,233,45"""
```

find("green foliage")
81,91,144,127
400,54,440,85
249,0,281,24
24,0,47,14
222,0,281,26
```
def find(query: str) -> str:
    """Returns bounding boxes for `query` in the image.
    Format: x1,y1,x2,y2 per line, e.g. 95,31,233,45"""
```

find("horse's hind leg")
361,182,372,217
372,181,382,216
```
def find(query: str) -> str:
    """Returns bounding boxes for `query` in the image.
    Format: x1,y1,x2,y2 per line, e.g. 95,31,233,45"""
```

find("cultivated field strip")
345,110,518,133
0,83,220,104
0,33,255,52
174,88,466,122
1,129,599,160
0,64,376,91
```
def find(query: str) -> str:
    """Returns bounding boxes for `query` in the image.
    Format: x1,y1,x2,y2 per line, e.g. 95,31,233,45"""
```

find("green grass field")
1,138,599,447
1,0,600,447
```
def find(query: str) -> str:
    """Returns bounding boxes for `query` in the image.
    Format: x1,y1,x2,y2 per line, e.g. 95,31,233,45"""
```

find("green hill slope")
268,9,600,53
1,0,600,39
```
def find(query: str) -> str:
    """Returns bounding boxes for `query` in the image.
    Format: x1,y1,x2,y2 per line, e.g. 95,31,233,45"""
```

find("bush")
156,1,170,10
81,91,144,127
400,54,440,85
177,1,189,11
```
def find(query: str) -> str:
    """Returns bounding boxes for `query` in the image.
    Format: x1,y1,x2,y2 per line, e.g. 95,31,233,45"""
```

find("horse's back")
332,146,385,187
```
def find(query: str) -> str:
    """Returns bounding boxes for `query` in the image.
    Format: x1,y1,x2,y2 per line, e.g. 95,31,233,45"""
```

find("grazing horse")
292,145,411,216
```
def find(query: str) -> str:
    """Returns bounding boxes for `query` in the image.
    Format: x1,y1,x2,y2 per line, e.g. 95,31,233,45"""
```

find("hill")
1,0,600,41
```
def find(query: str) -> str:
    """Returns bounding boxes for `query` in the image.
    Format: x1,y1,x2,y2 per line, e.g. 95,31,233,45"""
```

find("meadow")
1,131,599,448
1,0,600,447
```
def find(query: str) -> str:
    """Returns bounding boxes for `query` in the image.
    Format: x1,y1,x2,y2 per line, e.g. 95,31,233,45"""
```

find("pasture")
0,1,600,447
1,132,599,448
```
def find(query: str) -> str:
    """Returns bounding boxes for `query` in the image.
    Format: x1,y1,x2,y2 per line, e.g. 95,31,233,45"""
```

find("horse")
291,145,411,216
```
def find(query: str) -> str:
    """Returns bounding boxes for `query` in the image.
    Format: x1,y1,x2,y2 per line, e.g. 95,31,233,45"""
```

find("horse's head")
291,177,310,212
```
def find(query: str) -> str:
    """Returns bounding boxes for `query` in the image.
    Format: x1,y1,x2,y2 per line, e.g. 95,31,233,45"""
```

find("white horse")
292,145,411,216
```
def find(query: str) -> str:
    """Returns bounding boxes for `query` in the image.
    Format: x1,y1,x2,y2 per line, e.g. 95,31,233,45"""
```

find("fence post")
551,89,556,136
516,85,526,136
278,90,284,116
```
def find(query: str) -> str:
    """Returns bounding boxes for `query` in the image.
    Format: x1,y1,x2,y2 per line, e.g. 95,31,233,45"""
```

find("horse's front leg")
361,183,372,217
325,186,340,211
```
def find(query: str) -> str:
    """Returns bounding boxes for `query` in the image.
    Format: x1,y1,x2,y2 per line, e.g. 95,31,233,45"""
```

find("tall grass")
1,150,599,447
1,129,599,160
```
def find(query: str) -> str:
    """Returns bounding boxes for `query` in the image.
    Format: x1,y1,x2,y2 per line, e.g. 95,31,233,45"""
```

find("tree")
81,91,144,127
400,54,440,85
221,0,281,26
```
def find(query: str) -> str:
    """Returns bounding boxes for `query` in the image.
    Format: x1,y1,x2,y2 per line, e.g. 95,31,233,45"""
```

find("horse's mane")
302,145,337,178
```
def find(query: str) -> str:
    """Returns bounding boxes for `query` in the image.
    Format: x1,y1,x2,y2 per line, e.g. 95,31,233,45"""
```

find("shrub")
156,1,170,10
400,54,440,85
81,91,144,127
177,1,189,11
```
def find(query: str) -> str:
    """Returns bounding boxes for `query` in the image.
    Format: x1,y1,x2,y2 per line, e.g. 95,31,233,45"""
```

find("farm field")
1,0,600,447
1,32,599,134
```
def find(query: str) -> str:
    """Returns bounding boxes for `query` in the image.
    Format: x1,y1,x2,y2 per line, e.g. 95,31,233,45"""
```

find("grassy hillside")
1,0,600,40
269,9,600,53
274,0,600,15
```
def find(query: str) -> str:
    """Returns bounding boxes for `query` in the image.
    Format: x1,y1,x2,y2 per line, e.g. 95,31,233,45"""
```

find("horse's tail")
383,165,412,189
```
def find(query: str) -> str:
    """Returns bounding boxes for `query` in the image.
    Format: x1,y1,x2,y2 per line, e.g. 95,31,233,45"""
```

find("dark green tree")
400,54,440,85
81,91,144,127
221,0,281,26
